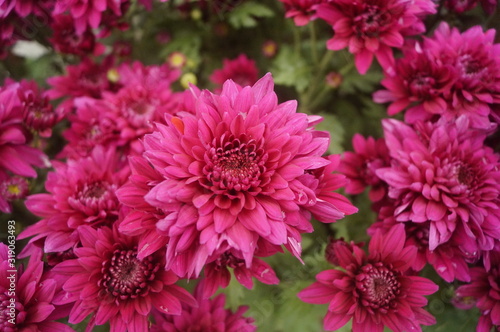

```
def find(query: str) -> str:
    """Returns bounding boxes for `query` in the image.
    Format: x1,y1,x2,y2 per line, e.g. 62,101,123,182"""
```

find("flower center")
204,134,266,195
354,5,390,38
409,74,436,99
458,53,486,79
455,163,475,187
69,180,118,218
356,263,400,311
0,176,29,202
99,249,159,300
215,252,245,269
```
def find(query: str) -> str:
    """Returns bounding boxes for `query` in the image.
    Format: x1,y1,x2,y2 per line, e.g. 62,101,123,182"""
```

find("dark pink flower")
53,0,128,35
0,244,73,331
151,281,256,332
376,117,500,256
201,242,280,298
0,81,48,179
423,23,500,128
315,0,436,74
456,265,500,332
52,225,197,331
117,73,356,279
298,224,438,332
278,0,323,26
445,0,478,13
60,61,181,158
19,146,130,254
0,174,29,213
50,14,105,56
324,237,363,266
373,43,456,122
338,134,390,202
210,54,259,91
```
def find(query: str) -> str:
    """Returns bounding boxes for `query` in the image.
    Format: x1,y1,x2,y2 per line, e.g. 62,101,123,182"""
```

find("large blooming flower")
0,244,73,331
456,264,500,332
315,0,436,74
18,145,130,254
52,225,197,332
298,224,438,332
375,117,500,256
117,73,356,279
151,281,256,332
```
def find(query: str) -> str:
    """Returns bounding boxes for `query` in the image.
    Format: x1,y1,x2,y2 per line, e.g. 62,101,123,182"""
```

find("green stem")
309,22,318,64
301,50,335,111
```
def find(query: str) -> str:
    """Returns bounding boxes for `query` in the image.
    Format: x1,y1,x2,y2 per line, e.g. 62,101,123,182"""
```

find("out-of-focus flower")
167,51,187,69
180,72,197,89
151,281,256,332
338,134,390,202
0,174,29,213
456,265,500,332
0,81,48,179
50,14,104,56
299,224,438,332
324,71,343,89
278,0,323,26
117,73,356,279
324,237,363,266
52,225,197,332
262,40,278,58
376,117,500,258
315,0,436,74
19,146,130,254
0,244,74,332
373,43,456,123
209,54,259,90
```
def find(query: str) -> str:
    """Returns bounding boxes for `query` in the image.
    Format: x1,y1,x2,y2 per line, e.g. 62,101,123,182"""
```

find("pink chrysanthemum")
456,265,500,332
0,81,48,179
278,0,323,26
117,73,357,279
53,0,128,35
315,0,436,74
151,281,256,332
0,244,73,332
61,61,181,158
52,225,197,332
19,145,130,254
298,224,438,332
369,206,472,282
423,23,500,128
338,133,390,202
375,117,500,256
209,54,259,91
0,174,29,213
373,42,456,123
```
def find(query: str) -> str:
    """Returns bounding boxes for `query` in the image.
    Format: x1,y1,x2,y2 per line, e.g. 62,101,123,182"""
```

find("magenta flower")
0,81,48,179
52,225,197,332
298,224,438,332
338,134,390,202
210,54,259,91
376,117,500,256
456,265,500,332
315,0,436,74
0,244,73,332
201,242,280,298
423,23,500,128
54,0,128,35
19,145,130,254
278,0,323,26
0,174,29,213
61,61,181,158
372,43,456,123
117,73,356,279
151,281,256,332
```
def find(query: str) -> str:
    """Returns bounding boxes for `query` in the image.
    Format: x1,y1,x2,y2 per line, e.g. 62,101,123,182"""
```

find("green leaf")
271,45,312,93
228,2,274,29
